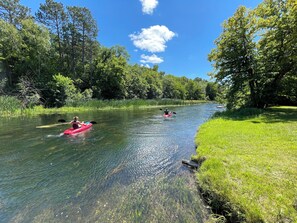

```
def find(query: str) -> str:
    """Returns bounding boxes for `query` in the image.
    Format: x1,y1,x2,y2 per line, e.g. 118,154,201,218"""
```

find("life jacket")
72,121,80,129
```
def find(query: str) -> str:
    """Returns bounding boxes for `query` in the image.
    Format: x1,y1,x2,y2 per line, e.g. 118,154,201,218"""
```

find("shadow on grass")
213,107,297,123
263,107,297,123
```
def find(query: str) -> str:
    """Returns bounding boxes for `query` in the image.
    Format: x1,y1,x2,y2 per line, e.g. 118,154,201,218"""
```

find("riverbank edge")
192,106,297,223
0,99,207,117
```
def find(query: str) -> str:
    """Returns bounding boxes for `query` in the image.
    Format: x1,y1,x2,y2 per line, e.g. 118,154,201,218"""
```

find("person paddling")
164,108,170,115
70,116,82,129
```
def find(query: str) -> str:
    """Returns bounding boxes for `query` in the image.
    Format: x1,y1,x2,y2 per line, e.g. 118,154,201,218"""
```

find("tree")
0,0,30,27
125,64,149,99
17,76,41,108
16,19,51,83
65,6,98,77
36,0,66,62
209,0,297,108
162,75,177,99
143,68,163,99
0,19,22,85
93,46,128,99
205,82,218,101
186,79,204,100
50,73,81,107
208,6,259,108
78,7,98,76
255,0,297,105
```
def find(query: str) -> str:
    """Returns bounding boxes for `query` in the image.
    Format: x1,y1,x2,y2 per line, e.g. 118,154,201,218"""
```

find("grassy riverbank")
193,107,297,222
0,96,205,117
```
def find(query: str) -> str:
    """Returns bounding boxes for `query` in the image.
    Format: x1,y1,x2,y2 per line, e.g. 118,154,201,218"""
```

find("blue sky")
21,0,263,80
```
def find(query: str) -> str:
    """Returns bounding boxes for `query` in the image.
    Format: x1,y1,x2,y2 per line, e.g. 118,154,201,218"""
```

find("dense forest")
209,0,297,109
0,0,219,109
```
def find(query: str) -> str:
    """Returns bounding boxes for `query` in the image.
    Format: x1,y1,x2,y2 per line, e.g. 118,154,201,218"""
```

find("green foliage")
0,77,7,93
209,0,297,108
0,20,22,84
143,68,163,99
0,95,22,115
65,5,98,77
17,76,41,108
81,88,93,99
125,65,149,99
0,20,22,59
255,0,297,106
209,6,258,108
52,73,79,106
0,0,30,26
50,73,93,107
0,18,52,91
0,0,210,110
186,79,204,100
16,19,51,81
93,46,128,99
205,82,218,101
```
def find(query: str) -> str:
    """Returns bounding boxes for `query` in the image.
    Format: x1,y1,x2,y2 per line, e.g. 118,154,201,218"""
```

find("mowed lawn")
194,107,297,222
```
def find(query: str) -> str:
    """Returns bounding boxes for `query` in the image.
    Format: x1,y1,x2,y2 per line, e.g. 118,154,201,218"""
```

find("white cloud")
140,54,164,64
140,0,158,15
129,25,176,53
141,64,151,68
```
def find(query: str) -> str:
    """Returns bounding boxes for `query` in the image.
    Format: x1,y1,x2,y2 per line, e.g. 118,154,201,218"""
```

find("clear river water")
0,103,220,223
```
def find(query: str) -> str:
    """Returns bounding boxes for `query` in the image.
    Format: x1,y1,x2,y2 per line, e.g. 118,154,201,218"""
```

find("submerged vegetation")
193,106,297,222
15,174,210,222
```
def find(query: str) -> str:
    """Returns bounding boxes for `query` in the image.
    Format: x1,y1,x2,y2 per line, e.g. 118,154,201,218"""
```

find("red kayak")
64,122,92,135
163,112,173,118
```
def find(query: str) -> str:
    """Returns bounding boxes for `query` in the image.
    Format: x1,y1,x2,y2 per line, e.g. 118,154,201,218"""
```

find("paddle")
58,119,97,124
36,119,69,128
159,108,177,114
36,119,97,129
36,122,68,129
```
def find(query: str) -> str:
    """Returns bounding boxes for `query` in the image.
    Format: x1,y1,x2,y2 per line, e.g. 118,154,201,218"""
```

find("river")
0,103,220,223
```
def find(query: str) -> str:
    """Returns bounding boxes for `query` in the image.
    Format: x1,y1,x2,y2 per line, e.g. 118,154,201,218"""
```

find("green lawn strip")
194,107,297,222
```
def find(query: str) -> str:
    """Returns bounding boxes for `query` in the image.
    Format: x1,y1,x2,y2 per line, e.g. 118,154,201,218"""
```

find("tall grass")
1,99,205,117
193,106,297,222
0,96,22,116
66,98,203,108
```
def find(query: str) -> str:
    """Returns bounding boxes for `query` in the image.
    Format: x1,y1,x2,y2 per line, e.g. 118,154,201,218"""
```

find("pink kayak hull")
163,113,173,118
64,123,92,135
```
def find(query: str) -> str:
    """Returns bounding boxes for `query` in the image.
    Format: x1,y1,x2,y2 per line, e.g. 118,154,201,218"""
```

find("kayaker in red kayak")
164,108,169,115
70,116,82,129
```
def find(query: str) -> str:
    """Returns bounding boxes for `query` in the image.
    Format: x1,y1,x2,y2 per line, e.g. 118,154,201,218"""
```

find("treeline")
0,0,219,108
209,0,297,109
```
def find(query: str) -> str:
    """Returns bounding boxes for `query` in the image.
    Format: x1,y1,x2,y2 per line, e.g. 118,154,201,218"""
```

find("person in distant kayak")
71,116,82,129
164,108,170,115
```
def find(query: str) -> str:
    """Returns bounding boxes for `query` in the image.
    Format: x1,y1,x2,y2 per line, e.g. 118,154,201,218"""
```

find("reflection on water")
0,103,220,222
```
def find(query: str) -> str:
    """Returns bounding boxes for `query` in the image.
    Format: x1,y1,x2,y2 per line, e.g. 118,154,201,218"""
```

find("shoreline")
193,106,297,222
0,99,207,117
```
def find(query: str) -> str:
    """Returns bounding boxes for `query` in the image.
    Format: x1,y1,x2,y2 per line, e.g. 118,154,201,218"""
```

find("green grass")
0,98,205,117
0,96,23,116
193,106,297,222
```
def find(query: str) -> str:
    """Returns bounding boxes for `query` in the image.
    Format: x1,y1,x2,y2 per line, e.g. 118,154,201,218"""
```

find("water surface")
0,103,220,222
